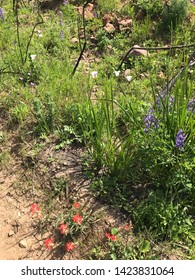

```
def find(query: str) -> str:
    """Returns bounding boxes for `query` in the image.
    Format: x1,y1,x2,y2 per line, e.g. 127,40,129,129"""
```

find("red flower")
72,214,83,225
110,235,117,241
105,233,111,238
125,225,130,230
73,202,80,209
105,233,117,241
44,238,54,250
65,242,75,252
58,223,69,235
30,203,40,215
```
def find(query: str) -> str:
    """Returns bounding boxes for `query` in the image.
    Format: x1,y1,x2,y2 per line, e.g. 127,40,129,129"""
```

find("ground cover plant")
0,0,194,259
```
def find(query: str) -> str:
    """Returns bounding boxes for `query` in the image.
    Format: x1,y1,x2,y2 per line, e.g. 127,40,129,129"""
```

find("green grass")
0,0,194,259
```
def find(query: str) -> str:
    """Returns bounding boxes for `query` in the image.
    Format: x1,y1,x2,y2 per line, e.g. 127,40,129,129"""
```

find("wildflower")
175,129,185,150
0,8,4,21
30,82,35,87
59,19,63,27
114,70,120,77
125,75,132,82
125,225,130,230
44,238,54,250
63,0,67,4
30,203,40,215
169,96,174,108
105,233,117,241
72,214,83,225
30,54,36,61
144,109,155,132
58,223,69,235
19,77,24,81
187,97,195,112
73,202,80,209
60,30,64,40
94,12,98,18
91,71,98,78
65,242,75,252
105,233,111,238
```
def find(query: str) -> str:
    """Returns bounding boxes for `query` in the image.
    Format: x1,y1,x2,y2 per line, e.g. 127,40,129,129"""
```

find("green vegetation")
0,0,194,259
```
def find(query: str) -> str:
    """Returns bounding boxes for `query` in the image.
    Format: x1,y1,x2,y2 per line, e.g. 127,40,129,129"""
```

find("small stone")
0,178,5,184
8,230,15,237
124,69,131,77
119,19,133,27
19,239,27,248
103,23,115,33
130,45,150,57
71,37,79,44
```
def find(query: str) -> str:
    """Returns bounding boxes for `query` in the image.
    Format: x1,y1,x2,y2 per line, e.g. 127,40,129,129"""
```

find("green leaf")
139,240,151,253
111,228,118,235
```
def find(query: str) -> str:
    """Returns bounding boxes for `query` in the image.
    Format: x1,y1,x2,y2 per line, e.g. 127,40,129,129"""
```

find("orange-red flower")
30,203,40,215
105,233,117,241
73,202,80,209
125,225,130,230
65,242,75,251
44,238,54,250
72,214,83,225
58,223,69,235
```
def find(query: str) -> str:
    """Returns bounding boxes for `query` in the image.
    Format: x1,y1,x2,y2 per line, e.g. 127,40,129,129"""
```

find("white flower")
114,70,120,77
125,75,132,82
30,54,36,61
38,33,43,38
91,71,98,78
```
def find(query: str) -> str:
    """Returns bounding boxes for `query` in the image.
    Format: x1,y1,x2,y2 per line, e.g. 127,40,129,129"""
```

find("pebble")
19,239,27,248
8,230,15,237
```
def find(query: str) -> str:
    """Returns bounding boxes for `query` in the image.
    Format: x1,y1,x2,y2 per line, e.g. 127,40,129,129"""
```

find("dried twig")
24,14,44,64
118,43,195,70
71,0,91,76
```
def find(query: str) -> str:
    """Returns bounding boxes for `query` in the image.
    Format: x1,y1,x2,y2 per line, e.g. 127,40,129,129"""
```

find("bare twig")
118,43,195,70
15,0,24,64
71,0,91,76
24,14,44,64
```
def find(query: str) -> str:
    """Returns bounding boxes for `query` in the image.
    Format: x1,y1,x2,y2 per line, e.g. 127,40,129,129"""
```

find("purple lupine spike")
144,109,155,132
60,30,64,40
169,96,174,109
0,7,4,20
187,97,195,112
175,129,185,150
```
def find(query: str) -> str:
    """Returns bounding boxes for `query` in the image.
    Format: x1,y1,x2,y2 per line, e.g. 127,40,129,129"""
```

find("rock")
124,69,131,77
77,5,94,20
130,45,150,57
19,239,27,248
8,230,15,237
103,23,115,33
71,37,79,44
0,178,5,184
119,19,133,27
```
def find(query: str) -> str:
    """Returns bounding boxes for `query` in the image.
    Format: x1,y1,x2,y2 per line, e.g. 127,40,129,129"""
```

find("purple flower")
175,129,185,150
59,19,63,27
30,82,35,87
187,97,195,112
0,7,4,20
94,12,98,18
169,96,174,108
60,30,64,40
63,0,67,4
144,109,155,132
